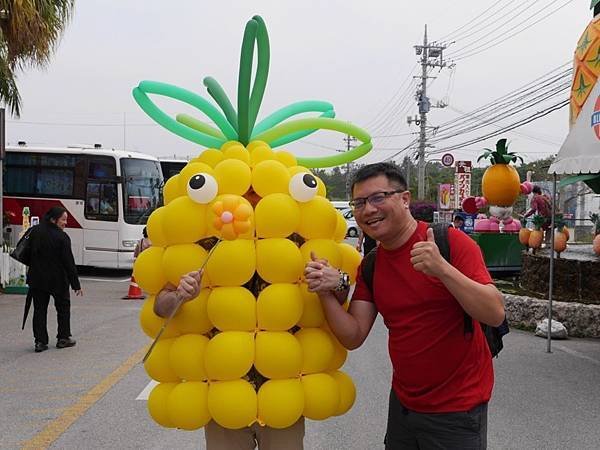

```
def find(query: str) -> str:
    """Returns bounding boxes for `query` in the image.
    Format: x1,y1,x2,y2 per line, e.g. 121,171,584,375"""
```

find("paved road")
0,269,599,449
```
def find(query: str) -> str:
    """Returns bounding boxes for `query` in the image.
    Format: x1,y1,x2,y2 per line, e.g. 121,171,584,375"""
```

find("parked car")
341,208,359,238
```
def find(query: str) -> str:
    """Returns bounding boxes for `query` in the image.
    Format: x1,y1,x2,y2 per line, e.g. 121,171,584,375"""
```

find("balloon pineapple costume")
133,16,372,431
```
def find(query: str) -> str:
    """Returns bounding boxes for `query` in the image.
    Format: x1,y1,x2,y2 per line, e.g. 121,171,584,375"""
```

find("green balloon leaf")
254,117,372,168
132,87,226,148
237,19,258,145
252,100,335,137
203,77,238,132
176,113,226,139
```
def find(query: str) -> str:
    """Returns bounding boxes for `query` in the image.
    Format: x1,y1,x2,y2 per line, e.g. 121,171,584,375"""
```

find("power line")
449,0,575,61
436,1,510,42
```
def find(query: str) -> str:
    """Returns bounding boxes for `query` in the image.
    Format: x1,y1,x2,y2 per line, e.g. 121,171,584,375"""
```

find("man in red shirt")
523,185,552,243
305,162,505,449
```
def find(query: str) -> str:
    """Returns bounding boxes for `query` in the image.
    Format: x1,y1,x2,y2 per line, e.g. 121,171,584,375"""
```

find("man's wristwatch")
334,270,351,291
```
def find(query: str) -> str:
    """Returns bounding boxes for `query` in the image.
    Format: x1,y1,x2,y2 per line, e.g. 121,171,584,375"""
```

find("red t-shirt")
352,221,494,413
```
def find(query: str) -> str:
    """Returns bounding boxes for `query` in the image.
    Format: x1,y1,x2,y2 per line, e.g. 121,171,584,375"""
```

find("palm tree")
0,0,75,116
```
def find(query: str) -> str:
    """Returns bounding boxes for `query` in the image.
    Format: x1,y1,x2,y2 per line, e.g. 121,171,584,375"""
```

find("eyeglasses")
349,189,404,210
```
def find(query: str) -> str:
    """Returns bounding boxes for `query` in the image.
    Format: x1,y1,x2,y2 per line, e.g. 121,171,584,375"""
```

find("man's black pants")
31,288,71,345
385,389,488,450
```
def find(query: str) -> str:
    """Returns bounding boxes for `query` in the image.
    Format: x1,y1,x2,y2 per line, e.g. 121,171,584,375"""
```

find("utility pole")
409,25,449,199
343,134,357,199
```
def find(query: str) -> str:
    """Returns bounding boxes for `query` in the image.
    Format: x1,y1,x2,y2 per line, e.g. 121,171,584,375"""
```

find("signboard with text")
454,161,472,209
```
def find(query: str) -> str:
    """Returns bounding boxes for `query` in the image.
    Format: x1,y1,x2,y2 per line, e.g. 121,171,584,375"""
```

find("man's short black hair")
350,162,407,192
532,185,542,195
453,215,464,222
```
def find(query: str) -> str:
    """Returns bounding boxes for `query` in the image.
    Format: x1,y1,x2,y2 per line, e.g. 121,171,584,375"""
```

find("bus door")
83,158,120,268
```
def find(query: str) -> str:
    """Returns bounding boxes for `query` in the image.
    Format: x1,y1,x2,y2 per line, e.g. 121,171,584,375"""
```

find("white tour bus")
3,144,163,269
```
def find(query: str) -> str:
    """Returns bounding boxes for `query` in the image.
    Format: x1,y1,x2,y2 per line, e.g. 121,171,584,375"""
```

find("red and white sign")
454,161,472,209
441,153,455,167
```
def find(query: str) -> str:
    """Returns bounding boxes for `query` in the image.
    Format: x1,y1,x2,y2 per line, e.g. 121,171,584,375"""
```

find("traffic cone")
122,275,145,300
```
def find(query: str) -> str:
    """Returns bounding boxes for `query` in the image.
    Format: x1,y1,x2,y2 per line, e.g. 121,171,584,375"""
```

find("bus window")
85,182,118,222
121,158,163,225
4,152,83,198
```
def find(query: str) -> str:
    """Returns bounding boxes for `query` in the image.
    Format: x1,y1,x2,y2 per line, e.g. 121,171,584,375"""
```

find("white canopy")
549,80,600,175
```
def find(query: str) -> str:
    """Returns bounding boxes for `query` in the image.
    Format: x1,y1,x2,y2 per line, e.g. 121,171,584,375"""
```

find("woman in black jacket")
27,206,83,352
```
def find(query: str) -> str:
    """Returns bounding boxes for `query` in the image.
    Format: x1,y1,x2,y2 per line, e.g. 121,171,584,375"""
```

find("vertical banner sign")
454,161,472,209
438,183,454,210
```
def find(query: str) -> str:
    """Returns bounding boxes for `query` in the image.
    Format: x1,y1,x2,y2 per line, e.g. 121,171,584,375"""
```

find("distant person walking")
523,185,552,242
27,206,82,353
133,226,152,259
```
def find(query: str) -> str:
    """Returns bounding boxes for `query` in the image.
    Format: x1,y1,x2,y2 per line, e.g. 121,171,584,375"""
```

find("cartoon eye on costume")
289,172,318,202
187,173,218,204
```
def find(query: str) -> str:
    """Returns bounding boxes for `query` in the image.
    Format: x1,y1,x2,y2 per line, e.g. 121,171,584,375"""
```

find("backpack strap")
361,247,377,294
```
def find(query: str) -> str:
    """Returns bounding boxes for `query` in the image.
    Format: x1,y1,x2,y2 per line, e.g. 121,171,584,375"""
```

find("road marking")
136,380,159,400
79,277,130,283
20,345,147,450
553,344,600,366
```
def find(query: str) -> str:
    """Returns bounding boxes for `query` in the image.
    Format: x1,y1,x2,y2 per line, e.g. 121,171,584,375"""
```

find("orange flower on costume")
212,196,253,240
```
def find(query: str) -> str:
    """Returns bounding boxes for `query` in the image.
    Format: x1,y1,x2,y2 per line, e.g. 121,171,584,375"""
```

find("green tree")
0,0,75,116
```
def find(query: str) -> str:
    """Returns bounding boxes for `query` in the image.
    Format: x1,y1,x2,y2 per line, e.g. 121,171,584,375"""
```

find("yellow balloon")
316,177,327,197
139,296,180,339
297,197,337,239
332,211,347,242
288,166,310,177
275,151,297,167
144,338,179,382
338,242,362,283
205,240,256,286
214,159,252,196
255,194,300,238
297,283,325,328
148,382,177,428
163,175,181,205
258,379,304,429
249,144,275,167
300,239,342,268
162,244,208,286
162,197,208,245
208,379,257,429
167,381,211,430
204,331,255,381
177,162,214,197
222,143,251,165
257,283,303,331
295,328,334,374
197,148,224,168
146,207,168,247
133,247,167,294
169,334,209,381
254,331,302,379
171,288,213,335
256,239,303,284
246,140,270,153
221,140,244,152
252,160,291,197
302,373,340,420
207,287,256,331
326,331,348,371
330,370,356,416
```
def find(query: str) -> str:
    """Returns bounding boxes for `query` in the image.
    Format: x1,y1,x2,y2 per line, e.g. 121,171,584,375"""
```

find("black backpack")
361,222,508,358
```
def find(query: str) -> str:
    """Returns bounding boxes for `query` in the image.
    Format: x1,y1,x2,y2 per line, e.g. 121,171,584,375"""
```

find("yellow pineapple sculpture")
133,16,371,431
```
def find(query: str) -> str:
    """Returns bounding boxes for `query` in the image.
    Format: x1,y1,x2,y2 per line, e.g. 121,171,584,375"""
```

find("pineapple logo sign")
592,96,600,140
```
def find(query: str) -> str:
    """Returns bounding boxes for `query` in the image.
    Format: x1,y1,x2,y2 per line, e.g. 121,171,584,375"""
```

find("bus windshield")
121,158,163,225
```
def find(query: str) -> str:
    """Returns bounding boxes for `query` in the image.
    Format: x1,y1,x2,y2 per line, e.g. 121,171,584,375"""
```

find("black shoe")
56,338,76,349
35,342,48,353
